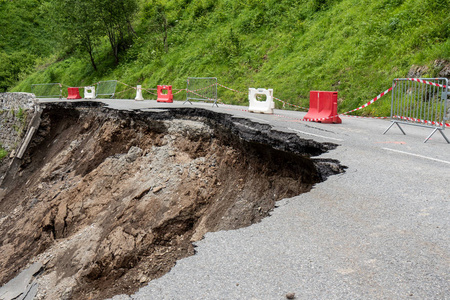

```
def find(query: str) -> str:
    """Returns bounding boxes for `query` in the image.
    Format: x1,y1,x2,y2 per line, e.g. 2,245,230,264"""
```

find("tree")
143,0,172,53
51,0,102,71
96,0,138,64
51,0,137,67
0,51,36,92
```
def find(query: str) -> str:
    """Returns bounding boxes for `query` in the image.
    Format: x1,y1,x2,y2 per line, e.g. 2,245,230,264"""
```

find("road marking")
382,148,450,165
288,128,344,141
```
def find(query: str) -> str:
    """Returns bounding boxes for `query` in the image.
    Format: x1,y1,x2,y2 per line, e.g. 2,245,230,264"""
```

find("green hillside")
3,0,450,116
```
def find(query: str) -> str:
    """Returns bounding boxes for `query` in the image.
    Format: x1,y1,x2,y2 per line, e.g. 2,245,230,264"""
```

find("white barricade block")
135,85,144,101
248,88,274,114
84,86,96,99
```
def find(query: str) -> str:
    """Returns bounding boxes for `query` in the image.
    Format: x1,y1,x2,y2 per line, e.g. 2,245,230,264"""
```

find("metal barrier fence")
31,83,62,98
383,78,449,143
185,77,218,107
96,80,117,98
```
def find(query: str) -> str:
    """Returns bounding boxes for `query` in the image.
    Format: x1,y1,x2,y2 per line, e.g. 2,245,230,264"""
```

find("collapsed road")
0,101,344,300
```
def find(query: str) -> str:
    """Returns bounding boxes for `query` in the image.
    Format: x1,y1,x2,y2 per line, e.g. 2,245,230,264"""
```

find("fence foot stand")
212,102,218,108
183,99,193,105
383,121,406,135
424,128,450,143
439,130,450,143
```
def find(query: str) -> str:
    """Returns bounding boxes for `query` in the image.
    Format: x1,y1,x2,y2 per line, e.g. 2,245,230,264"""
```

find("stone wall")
0,93,35,152
0,92,36,111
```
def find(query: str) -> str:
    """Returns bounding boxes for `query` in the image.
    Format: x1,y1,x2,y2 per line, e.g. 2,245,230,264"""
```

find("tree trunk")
163,15,168,53
84,35,97,71
88,50,97,71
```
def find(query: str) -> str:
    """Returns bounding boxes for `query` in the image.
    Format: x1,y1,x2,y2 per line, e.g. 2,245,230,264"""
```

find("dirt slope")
0,103,344,299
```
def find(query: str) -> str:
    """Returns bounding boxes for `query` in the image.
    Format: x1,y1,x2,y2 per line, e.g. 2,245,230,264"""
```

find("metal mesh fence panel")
384,78,449,143
96,80,117,98
390,78,448,129
186,77,218,106
31,83,62,98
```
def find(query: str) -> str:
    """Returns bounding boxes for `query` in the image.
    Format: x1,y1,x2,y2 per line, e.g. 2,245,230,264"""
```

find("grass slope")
11,0,450,116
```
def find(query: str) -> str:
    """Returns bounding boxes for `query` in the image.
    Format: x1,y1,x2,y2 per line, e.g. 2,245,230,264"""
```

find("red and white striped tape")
402,78,448,89
188,83,217,93
143,89,158,96
393,115,450,128
217,83,309,110
217,83,247,94
186,89,216,102
343,85,395,115
117,81,136,89
173,89,187,95
273,97,309,110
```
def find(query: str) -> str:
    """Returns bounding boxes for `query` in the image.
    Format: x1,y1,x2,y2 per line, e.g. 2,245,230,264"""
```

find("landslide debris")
0,103,344,300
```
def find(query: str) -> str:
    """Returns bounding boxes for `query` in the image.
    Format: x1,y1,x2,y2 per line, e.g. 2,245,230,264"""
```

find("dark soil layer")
0,102,344,299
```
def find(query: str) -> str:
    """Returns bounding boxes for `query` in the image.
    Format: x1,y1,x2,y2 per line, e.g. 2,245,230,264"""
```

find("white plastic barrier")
135,85,144,101
84,86,96,99
248,88,274,114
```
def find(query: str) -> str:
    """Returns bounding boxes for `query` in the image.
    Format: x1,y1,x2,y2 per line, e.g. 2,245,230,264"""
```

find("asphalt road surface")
40,99,450,300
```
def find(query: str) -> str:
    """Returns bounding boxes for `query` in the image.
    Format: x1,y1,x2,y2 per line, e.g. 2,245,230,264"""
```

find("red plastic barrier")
67,87,82,100
303,91,342,124
157,85,173,103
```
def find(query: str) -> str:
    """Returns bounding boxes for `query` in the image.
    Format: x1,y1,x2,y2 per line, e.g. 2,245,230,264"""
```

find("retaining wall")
0,93,35,152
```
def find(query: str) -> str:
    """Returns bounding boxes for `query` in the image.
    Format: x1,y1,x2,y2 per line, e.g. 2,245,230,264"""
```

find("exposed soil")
0,103,344,300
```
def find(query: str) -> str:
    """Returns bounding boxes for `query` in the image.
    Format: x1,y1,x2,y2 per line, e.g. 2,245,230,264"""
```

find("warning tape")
393,115,450,127
273,97,309,110
117,81,136,89
174,89,187,95
217,83,246,94
402,78,448,89
188,83,217,93
143,89,158,96
343,86,395,115
115,87,135,95
187,89,217,102
217,83,308,110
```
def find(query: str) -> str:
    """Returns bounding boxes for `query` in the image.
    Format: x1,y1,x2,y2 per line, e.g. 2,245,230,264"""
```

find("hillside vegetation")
2,0,450,115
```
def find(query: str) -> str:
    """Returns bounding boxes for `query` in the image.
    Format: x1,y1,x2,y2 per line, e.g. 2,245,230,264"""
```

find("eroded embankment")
0,102,344,300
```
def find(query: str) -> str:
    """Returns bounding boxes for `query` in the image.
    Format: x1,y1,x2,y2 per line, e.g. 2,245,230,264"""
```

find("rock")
152,186,165,193
0,262,42,300
126,146,143,163
286,292,296,299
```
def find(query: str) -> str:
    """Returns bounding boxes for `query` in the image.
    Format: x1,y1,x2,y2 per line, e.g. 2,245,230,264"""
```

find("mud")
0,103,344,300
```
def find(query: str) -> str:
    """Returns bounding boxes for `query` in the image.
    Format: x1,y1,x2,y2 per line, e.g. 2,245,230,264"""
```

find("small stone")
153,186,165,193
140,276,147,283
286,292,295,299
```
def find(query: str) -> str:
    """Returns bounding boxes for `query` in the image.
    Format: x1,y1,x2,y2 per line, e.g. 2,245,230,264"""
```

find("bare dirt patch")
0,103,344,299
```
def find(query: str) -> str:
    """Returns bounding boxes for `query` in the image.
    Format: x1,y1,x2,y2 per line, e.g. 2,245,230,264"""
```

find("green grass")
0,146,7,160
8,0,450,116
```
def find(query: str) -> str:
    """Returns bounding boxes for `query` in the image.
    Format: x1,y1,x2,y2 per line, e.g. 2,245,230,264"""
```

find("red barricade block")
67,87,82,100
157,85,173,103
303,91,342,124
